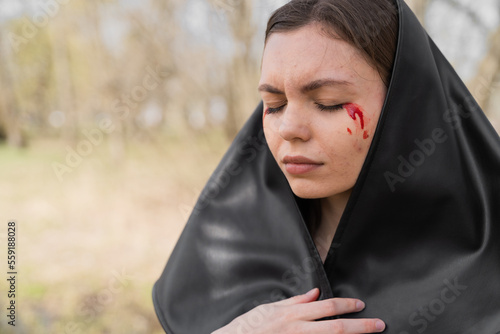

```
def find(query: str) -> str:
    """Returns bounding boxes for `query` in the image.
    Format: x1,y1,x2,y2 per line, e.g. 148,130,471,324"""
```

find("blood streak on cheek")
344,103,365,129
344,103,370,139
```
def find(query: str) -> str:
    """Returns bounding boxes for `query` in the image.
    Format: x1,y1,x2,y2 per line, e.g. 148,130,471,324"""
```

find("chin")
287,178,350,199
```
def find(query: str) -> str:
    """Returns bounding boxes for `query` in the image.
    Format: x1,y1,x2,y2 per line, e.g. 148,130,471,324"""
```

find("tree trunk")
0,33,27,148
222,0,260,138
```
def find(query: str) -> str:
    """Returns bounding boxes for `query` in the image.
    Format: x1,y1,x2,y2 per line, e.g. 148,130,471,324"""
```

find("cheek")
320,127,371,176
323,134,362,162
343,103,373,140
263,124,280,158
263,111,280,132
321,114,371,157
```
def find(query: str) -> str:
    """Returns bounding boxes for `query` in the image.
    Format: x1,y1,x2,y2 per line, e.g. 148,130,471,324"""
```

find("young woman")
153,0,500,333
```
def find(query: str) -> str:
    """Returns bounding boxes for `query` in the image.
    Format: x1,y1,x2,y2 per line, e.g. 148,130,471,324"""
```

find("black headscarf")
153,0,500,333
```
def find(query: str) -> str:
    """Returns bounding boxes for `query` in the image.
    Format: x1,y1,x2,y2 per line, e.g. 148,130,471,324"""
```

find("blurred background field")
0,132,229,333
0,0,499,333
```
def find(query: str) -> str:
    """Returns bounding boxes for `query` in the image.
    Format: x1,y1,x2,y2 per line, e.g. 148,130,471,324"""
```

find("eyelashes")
264,103,345,115
266,105,285,114
315,103,344,112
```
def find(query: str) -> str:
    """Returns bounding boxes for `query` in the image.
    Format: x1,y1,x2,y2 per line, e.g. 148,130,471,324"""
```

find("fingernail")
375,320,385,331
356,301,365,311
306,288,317,296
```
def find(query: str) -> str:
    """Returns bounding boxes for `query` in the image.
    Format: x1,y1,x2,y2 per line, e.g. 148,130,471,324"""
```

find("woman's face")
260,24,387,199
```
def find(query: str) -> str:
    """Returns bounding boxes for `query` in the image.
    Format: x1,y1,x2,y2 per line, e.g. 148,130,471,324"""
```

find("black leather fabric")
153,1,500,333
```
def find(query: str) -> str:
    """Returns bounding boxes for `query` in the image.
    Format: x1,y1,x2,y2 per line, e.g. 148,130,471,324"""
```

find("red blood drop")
347,128,352,135
344,103,365,129
363,131,369,139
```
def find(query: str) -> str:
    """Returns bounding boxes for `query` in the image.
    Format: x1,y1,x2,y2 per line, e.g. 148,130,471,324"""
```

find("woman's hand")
212,288,385,334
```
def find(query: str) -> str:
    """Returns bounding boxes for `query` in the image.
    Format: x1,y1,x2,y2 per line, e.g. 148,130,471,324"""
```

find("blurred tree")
0,57,23,146
409,0,500,120
0,21,33,147
469,25,500,119
407,0,431,24
0,0,496,149
48,10,78,143
220,0,260,138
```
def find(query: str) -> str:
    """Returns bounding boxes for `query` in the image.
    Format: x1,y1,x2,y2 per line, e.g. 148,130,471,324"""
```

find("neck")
313,189,352,262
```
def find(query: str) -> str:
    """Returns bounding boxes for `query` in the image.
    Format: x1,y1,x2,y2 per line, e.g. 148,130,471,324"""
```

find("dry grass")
0,131,229,334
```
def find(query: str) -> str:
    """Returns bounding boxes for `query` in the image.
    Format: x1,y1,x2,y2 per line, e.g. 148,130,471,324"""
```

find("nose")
277,104,312,142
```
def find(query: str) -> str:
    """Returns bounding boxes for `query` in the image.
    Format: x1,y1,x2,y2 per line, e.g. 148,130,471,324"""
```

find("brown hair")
265,0,399,86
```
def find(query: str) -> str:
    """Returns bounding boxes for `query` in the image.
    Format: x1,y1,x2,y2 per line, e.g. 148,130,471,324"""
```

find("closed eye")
315,103,344,112
265,103,344,115
265,104,286,114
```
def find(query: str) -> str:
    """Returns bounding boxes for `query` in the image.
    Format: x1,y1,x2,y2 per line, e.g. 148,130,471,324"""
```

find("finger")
276,288,320,306
293,297,365,320
302,318,386,334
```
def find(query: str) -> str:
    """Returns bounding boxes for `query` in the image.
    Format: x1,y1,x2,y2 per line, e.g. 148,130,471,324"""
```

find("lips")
282,155,323,175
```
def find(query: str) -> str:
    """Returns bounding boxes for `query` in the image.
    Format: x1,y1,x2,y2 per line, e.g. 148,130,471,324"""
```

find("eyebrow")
258,84,284,94
301,79,352,93
258,78,352,95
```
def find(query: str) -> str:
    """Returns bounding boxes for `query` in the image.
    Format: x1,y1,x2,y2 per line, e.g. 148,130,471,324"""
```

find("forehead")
260,24,371,88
